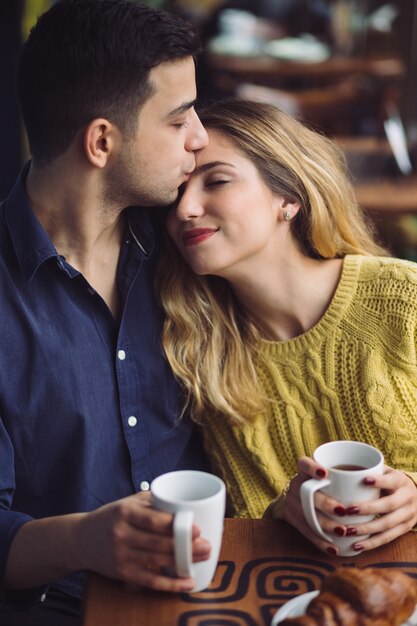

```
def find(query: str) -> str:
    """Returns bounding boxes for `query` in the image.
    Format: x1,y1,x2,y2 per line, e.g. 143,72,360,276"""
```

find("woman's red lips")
182,228,218,247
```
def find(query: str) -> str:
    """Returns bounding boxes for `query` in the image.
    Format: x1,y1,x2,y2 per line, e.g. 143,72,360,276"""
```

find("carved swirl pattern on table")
177,558,417,626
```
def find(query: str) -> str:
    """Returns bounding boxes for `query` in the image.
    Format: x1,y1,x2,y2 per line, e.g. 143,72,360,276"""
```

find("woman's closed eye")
205,179,230,188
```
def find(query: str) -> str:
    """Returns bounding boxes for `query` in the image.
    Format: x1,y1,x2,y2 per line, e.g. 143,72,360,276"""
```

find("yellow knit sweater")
201,255,417,518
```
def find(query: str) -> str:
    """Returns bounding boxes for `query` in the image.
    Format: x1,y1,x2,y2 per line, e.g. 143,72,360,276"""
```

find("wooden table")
82,518,417,626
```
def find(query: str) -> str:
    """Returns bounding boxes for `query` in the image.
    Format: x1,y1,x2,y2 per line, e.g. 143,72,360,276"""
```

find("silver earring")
284,210,291,222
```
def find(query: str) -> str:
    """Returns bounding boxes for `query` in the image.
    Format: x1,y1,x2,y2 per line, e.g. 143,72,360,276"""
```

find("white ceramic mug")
300,441,384,556
151,470,226,592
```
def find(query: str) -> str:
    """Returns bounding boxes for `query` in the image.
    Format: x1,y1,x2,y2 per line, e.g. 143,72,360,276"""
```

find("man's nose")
186,111,208,151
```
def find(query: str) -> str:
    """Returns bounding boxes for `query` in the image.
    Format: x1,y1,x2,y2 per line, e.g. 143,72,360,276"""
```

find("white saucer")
271,590,318,625
271,590,417,625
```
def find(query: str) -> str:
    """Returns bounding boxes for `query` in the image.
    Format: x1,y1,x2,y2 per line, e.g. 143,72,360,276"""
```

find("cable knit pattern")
202,256,417,518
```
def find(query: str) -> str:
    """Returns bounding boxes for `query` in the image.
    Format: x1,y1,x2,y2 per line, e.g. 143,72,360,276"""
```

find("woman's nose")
176,189,204,221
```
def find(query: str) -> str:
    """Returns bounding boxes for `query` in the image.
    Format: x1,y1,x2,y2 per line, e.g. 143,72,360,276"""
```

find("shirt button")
140,481,150,491
40,594,47,602
118,349,126,361
127,415,137,427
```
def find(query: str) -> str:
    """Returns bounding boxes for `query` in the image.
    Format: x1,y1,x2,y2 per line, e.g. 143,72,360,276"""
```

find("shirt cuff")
0,510,34,596
1,585,51,610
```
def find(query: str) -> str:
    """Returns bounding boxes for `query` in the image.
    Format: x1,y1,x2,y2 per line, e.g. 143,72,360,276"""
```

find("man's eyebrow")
194,161,236,175
166,99,197,119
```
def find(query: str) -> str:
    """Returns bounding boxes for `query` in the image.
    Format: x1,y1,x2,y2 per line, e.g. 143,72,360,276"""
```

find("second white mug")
151,470,226,592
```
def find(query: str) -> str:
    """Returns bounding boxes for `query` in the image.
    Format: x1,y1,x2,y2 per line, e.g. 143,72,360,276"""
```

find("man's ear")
83,118,120,168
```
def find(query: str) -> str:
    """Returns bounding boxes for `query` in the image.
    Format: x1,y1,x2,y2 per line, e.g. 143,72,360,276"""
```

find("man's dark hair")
17,0,202,165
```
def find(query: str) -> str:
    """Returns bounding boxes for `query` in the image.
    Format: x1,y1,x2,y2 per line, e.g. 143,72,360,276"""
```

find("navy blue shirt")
0,164,208,601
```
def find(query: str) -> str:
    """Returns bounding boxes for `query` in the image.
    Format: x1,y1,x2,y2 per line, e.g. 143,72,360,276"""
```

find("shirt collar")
3,162,157,282
4,162,58,282
125,206,156,259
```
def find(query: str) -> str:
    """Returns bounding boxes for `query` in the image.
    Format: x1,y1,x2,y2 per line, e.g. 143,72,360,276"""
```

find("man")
0,1,210,623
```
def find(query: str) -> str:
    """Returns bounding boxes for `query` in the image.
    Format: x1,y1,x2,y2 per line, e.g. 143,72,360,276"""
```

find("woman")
155,98,417,556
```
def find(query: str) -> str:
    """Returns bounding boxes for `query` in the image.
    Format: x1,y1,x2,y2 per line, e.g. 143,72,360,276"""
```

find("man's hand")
76,491,211,591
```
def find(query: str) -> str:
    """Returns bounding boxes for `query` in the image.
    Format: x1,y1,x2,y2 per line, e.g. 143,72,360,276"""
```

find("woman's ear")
83,118,120,168
281,197,301,222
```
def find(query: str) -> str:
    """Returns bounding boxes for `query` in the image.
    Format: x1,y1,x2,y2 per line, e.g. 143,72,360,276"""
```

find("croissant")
279,567,417,626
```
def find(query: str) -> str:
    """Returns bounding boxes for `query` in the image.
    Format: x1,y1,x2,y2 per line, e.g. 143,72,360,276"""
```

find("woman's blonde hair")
156,98,386,424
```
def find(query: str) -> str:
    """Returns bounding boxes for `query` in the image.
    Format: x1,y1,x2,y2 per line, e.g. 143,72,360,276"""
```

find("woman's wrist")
263,479,292,520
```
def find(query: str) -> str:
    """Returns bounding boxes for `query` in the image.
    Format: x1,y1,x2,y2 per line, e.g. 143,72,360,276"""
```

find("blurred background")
1,0,416,258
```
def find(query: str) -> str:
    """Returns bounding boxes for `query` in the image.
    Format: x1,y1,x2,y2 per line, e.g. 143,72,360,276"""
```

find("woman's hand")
341,466,417,552
282,457,417,555
282,456,341,555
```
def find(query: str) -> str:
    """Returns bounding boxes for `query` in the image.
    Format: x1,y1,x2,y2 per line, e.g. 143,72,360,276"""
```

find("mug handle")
173,510,194,578
300,478,333,543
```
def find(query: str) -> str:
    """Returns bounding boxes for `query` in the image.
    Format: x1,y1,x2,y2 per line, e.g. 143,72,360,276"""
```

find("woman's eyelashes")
205,178,230,188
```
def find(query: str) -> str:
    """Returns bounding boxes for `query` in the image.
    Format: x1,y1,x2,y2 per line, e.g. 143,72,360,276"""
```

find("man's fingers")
125,495,204,541
125,566,196,592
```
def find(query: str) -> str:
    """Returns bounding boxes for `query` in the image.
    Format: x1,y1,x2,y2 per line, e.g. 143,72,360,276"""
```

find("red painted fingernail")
346,527,357,536
333,526,345,537
316,468,326,478
353,543,364,552
363,477,376,485
346,506,359,515
327,546,338,555
334,506,346,516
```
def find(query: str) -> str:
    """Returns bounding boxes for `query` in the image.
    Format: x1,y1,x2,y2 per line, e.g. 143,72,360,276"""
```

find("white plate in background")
264,36,330,63
271,590,417,625
271,590,318,625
